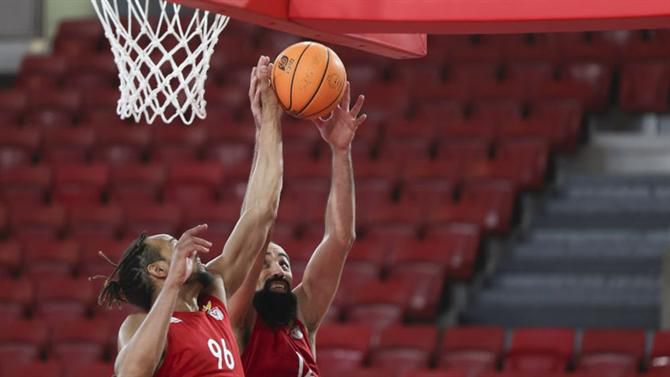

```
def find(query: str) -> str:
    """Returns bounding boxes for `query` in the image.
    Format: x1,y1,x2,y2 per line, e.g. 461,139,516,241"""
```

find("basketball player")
230,82,366,377
96,55,284,377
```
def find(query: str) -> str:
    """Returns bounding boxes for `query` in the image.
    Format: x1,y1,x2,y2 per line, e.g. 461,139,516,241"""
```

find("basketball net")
90,0,230,124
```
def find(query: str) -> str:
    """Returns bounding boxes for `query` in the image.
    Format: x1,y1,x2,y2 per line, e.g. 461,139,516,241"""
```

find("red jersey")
242,317,320,377
154,295,244,377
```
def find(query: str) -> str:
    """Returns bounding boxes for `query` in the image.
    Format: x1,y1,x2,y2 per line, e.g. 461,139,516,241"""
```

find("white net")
90,0,230,124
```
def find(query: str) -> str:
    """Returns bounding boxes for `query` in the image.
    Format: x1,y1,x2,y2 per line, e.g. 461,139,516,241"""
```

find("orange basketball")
271,41,347,120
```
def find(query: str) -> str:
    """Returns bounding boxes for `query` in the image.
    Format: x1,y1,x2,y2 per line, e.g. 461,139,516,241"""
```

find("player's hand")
166,224,212,287
249,55,282,129
313,82,366,151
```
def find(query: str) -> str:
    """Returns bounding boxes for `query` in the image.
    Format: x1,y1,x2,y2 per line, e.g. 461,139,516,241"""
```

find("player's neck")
172,282,203,312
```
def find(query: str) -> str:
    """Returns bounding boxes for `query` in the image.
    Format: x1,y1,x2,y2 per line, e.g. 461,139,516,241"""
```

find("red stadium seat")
387,240,451,282
651,331,670,371
52,164,109,205
35,277,95,324
401,160,462,181
43,128,96,163
438,326,505,376
65,362,114,377
324,367,399,377
623,31,670,61
51,319,110,362
93,124,151,165
555,31,629,63
619,62,670,113
22,240,80,278
356,178,396,206
506,328,575,373
444,38,501,63
281,118,322,143
402,369,467,377
0,204,7,237
464,157,542,192
401,178,457,211
359,82,410,121
54,19,103,57
413,68,469,100
435,138,491,163
204,141,252,169
0,320,48,363
577,329,645,377
109,163,166,205
316,324,373,371
64,54,117,89
506,63,556,93
0,278,33,319
124,204,183,236
424,223,481,280
354,159,398,181
79,236,136,278
440,120,497,141
0,241,22,278
430,200,506,235
183,202,242,244
560,62,613,111
3,361,64,377
285,158,331,179
151,125,207,163
377,139,434,162
459,179,518,233
414,100,465,126
385,119,437,140
80,88,120,121
10,204,67,241
449,62,499,87
165,162,224,205
283,178,329,205
68,205,123,238
0,128,40,170
347,279,412,329
358,199,424,229
0,89,28,124
497,138,549,178
26,89,80,128
528,100,584,151
470,100,524,124
370,325,438,372
18,55,68,89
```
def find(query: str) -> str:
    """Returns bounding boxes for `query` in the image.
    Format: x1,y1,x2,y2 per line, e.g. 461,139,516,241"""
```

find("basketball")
271,41,347,120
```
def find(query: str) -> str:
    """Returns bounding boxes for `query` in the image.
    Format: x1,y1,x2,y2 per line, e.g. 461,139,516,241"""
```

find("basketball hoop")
90,0,230,124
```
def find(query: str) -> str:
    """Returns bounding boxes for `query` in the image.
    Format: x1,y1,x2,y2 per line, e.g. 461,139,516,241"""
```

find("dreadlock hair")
96,233,165,312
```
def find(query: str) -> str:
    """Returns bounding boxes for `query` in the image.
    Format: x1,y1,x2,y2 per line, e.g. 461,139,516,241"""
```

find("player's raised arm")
205,55,284,300
111,225,211,377
294,82,366,333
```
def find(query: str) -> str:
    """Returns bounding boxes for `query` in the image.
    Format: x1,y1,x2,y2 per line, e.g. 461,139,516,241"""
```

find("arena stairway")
464,174,668,328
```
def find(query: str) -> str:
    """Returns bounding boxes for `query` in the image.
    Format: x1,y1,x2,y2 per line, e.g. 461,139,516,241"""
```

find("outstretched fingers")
350,94,365,118
340,81,351,110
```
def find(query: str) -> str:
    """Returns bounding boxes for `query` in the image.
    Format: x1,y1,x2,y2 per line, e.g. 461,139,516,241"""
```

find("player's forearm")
242,116,283,222
240,128,261,214
323,147,356,248
219,118,282,295
115,283,180,377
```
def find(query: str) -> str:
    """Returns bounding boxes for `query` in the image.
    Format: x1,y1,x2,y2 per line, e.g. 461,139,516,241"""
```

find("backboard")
168,0,428,59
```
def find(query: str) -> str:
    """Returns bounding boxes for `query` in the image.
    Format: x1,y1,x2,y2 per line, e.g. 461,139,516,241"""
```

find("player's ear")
146,260,169,279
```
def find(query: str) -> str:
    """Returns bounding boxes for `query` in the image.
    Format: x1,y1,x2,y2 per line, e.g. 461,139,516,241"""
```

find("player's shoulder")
120,312,147,336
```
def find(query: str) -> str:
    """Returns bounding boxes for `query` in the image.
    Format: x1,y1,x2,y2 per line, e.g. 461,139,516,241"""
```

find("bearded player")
96,56,283,377
229,82,365,377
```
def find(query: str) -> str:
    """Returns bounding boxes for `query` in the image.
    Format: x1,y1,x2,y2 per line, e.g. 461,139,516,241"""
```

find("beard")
186,265,215,289
253,277,297,329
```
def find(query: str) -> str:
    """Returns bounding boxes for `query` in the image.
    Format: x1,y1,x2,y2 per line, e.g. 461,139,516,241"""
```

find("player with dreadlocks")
97,56,283,377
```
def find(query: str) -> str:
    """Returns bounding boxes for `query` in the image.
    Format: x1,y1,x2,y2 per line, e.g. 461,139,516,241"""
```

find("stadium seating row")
4,324,670,377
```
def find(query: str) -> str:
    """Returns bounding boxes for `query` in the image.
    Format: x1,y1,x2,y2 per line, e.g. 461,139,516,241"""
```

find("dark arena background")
1,0,670,376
